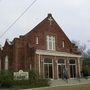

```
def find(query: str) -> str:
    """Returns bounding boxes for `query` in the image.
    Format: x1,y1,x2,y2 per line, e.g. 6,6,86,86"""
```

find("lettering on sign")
14,70,29,80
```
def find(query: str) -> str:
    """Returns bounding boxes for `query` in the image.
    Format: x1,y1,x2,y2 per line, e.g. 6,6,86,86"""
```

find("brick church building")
0,14,82,79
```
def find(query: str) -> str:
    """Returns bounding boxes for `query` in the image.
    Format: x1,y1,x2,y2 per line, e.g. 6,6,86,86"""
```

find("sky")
0,0,90,50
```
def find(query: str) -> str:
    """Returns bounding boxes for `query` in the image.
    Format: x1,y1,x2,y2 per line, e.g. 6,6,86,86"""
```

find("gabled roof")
23,13,71,43
3,39,12,48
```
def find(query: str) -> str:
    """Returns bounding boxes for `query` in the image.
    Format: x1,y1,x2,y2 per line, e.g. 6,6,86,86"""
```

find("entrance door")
44,64,53,78
70,65,76,78
69,59,76,78
58,65,65,79
44,58,53,79
58,59,65,79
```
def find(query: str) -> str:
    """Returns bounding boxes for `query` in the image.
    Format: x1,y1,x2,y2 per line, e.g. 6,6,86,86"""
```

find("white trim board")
36,50,81,58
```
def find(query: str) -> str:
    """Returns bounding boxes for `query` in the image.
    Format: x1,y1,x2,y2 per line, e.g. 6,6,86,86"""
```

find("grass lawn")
0,87,19,90
0,84,90,90
32,84,90,90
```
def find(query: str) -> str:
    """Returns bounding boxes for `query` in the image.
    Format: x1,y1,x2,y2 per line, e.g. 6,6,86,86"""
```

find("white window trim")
57,59,66,79
5,56,8,70
36,37,39,44
62,41,65,48
47,35,55,50
43,59,53,79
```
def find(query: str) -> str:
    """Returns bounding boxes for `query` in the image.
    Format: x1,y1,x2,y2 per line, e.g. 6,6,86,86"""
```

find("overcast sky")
0,0,90,50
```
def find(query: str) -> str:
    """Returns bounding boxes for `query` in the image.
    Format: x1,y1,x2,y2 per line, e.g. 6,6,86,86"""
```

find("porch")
35,50,82,79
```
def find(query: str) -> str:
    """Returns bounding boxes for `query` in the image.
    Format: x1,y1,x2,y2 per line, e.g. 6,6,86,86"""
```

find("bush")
28,70,50,88
29,70,38,84
13,70,50,88
13,79,49,89
0,70,50,89
82,66,89,79
13,80,30,89
35,79,50,87
0,70,13,88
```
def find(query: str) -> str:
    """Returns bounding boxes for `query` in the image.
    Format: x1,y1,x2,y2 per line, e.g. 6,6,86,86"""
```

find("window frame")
47,35,55,50
62,41,65,48
36,37,39,44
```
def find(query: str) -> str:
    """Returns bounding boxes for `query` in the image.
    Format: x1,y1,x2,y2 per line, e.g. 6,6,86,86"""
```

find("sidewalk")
50,78,90,86
22,78,90,90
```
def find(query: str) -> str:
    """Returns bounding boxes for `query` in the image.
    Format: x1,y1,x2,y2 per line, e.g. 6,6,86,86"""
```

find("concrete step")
50,78,90,86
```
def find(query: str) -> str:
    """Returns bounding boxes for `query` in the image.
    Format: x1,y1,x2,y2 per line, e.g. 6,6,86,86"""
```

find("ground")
32,84,90,90
0,78,90,90
0,84,90,90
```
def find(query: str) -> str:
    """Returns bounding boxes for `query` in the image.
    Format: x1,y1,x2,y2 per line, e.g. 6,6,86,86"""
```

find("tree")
72,40,86,56
86,49,90,58
81,49,90,77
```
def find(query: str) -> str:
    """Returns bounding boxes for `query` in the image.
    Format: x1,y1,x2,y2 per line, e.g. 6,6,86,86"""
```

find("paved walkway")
50,78,90,86
22,78,90,90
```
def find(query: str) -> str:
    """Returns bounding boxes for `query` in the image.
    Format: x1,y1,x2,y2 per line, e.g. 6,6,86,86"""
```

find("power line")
0,0,38,39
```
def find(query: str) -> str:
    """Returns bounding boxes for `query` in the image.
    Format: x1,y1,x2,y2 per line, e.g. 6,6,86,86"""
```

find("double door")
70,65,76,78
58,64,76,78
58,65,65,79
44,64,53,79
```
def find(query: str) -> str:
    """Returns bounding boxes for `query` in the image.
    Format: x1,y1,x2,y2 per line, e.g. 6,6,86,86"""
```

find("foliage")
29,70,38,84
83,57,90,76
82,66,89,79
87,49,90,58
28,70,50,88
0,70,13,88
13,80,30,89
72,40,86,55
35,79,50,87
0,70,50,89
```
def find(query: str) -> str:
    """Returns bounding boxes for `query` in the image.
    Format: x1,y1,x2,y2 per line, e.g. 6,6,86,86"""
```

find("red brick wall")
23,14,73,53
1,14,78,71
1,41,13,70
12,38,26,71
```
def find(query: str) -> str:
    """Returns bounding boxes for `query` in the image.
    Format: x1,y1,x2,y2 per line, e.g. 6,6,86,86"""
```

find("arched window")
5,56,8,70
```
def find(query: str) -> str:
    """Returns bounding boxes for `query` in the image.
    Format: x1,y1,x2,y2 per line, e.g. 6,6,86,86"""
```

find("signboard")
14,70,29,80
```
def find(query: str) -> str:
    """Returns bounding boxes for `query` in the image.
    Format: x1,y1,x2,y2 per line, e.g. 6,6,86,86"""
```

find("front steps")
50,78,90,86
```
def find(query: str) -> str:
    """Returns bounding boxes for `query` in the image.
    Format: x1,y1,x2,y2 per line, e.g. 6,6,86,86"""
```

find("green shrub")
35,79,50,87
82,66,89,79
0,70,50,89
13,80,30,89
0,70,13,88
28,70,50,88
29,70,38,84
